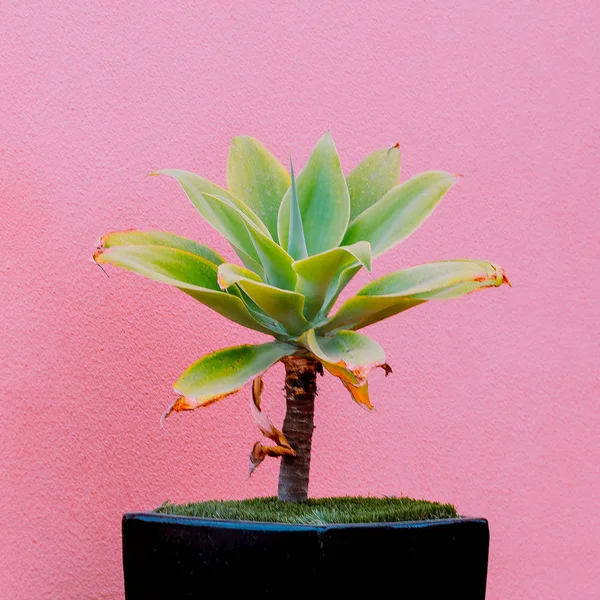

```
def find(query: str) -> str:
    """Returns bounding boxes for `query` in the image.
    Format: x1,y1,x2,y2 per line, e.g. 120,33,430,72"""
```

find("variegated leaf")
94,244,277,335
292,242,371,321
346,144,401,221
100,229,225,265
318,260,510,333
218,263,310,336
342,171,456,257
164,342,294,420
278,132,350,255
299,329,387,387
226,136,290,241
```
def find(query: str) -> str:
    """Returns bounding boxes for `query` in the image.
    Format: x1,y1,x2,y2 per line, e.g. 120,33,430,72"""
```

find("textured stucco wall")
1,1,599,598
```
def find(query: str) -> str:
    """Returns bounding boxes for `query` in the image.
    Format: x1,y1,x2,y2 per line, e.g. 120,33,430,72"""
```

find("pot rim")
123,511,487,532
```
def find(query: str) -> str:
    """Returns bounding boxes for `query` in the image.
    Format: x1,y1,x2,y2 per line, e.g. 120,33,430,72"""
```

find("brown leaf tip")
93,231,119,263
380,363,393,376
92,246,104,263
160,395,189,424
248,441,266,477
252,377,264,409
501,270,512,287
248,440,296,477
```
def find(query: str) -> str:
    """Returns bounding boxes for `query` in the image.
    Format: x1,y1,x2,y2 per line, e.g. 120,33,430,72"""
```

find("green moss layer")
154,496,458,525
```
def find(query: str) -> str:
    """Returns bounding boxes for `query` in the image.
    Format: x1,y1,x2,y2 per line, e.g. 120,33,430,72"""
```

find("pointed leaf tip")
341,380,374,410
343,170,456,257
161,392,232,424
286,157,308,260
346,144,401,221
226,136,289,240
278,132,350,255
318,259,509,333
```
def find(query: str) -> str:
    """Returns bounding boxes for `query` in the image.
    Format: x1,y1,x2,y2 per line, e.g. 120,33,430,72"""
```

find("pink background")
1,1,599,598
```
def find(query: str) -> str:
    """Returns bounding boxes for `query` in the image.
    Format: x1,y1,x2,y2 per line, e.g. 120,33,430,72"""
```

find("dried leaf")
300,329,386,387
161,392,233,426
379,363,393,376
249,441,295,476
248,376,295,476
341,380,374,410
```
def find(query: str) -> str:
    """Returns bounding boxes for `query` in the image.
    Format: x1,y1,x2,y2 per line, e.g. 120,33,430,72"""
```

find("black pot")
123,513,489,598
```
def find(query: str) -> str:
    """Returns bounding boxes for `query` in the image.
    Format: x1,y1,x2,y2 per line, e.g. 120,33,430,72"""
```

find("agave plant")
94,133,509,502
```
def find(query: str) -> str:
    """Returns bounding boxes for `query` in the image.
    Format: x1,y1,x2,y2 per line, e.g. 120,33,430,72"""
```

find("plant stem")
277,355,319,502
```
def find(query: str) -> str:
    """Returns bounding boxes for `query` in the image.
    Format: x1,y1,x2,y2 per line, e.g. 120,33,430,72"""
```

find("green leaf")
153,169,270,270
286,159,308,260
226,136,290,241
231,247,265,278
278,132,351,255
218,263,310,336
196,192,296,288
100,229,225,265
299,329,386,386
319,263,362,319
154,169,270,235
96,244,220,289
94,244,278,335
168,342,294,413
292,241,371,321
346,144,401,221
184,189,263,268
245,222,297,291
342,171,456,257
317,260,510,333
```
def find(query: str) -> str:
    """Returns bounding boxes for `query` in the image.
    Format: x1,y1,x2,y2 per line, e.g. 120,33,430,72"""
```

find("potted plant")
94,133,509,598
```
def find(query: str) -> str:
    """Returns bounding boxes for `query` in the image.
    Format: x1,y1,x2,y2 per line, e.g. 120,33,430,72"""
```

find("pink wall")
1,1,598,598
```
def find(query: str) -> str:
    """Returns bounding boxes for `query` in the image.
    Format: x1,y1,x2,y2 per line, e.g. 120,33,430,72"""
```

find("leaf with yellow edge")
299,329,386,387
100,229,225,266
153,169,269,273
163,342,294,421
93,244,277,335
197,192,296,289
292,241,371,321
227,136,290,241
317,260,510,334
343,171,456,258
154,169,269,235
244,221,297,291
218,263,310,336
319,263,362,318
346,144,401,221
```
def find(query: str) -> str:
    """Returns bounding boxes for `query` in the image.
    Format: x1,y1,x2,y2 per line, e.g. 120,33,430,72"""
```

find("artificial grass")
154,496,458,525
